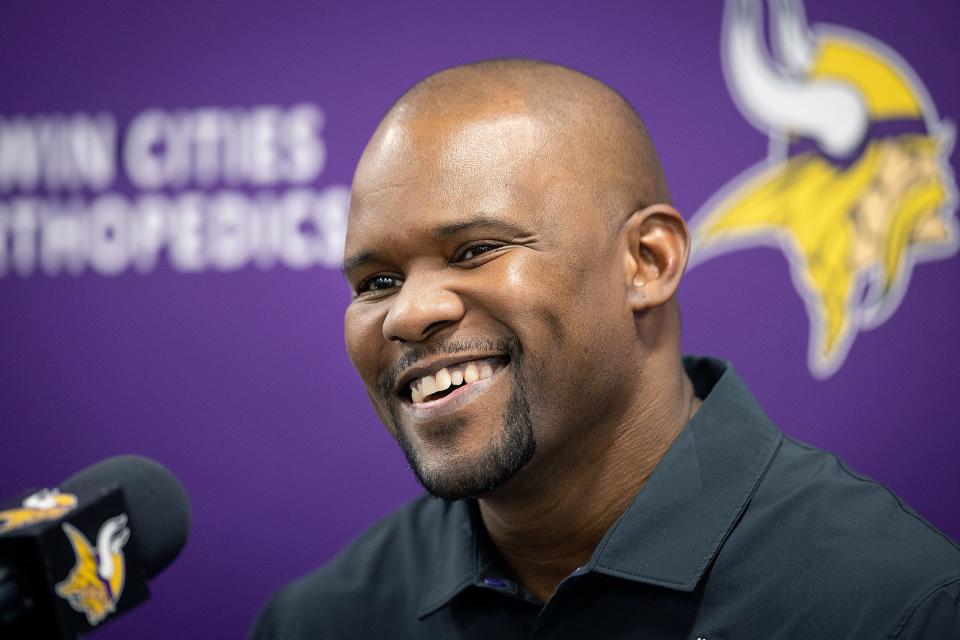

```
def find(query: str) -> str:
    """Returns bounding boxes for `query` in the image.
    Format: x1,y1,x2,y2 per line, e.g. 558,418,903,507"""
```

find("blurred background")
1,1,957,638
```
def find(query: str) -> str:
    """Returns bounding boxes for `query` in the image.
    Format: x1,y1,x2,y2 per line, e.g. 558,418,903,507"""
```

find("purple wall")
1,1,957,638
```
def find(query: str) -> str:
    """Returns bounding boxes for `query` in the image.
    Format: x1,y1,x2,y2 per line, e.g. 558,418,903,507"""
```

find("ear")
621,204,690,312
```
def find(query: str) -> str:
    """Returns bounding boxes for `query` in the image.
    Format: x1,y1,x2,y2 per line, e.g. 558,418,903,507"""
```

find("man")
251,59,960,638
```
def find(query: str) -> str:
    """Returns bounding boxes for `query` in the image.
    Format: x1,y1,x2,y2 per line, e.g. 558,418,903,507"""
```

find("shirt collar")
417,500,483,618
418,356,782,615
586,356,782,590
418,498,508,618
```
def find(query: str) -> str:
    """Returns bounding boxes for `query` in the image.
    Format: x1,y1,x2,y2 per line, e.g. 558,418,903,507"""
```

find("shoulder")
716,435,960,636
249,495,456,639
764,436,960,570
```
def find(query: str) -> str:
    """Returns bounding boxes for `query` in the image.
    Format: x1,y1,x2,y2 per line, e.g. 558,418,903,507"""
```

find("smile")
401,355,509,405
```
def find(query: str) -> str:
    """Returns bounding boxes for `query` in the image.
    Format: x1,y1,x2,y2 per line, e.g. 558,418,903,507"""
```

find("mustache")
379,336,522,397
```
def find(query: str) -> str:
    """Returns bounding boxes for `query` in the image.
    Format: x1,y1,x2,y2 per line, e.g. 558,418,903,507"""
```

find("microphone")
0,455,190,639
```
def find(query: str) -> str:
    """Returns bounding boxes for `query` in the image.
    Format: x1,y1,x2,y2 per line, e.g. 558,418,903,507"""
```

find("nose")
382,270,465,343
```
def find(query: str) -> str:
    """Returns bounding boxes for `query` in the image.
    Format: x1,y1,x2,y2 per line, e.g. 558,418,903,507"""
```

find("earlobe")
622,204,690,312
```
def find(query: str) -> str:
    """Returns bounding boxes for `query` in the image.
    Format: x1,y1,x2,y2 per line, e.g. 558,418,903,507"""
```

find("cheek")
479,250,629,386
344,304,386,384
486,253,567,341
345,307,399,435
494,250,626,340
502,259,589,341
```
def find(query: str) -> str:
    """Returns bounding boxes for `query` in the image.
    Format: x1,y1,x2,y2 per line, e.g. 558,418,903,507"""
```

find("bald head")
355,59,670,226
343,59,693,502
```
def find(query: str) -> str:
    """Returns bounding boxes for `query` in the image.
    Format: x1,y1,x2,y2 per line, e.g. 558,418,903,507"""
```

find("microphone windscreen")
60,455,190,578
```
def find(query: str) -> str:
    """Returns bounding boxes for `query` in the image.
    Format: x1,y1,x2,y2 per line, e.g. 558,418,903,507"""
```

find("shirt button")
483,577,507,587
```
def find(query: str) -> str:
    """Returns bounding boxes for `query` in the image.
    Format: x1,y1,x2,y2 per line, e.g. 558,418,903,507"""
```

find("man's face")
343,110,638,500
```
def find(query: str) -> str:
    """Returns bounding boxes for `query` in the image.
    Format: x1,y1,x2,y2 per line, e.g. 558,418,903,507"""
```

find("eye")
356,274,402,295
456,242,501,262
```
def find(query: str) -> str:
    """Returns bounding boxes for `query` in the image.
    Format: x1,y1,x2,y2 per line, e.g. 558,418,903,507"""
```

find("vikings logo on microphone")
0,489,78,534
55,514,130,626
690,0,957,377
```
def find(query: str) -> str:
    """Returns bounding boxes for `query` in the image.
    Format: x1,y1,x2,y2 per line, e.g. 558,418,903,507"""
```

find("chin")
395,401,536,501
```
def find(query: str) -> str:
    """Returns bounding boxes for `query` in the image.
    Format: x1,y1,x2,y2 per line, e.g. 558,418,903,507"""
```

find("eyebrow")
341,215,532,276
432,216,530,239
341,250,383,276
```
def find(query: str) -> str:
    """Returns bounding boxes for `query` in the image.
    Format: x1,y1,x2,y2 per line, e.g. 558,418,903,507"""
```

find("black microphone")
0,455,190,639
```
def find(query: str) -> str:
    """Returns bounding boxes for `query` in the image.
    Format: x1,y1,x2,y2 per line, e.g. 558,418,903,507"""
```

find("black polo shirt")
250,357,960,639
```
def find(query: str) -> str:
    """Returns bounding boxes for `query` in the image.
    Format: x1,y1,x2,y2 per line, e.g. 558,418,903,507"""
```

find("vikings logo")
55,514,130,626
0,489,78,534
690,0,958,377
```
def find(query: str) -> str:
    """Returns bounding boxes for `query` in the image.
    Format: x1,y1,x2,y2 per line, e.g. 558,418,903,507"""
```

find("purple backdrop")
1,1,958,638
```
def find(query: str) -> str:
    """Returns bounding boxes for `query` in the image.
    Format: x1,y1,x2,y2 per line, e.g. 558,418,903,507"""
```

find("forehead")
345,112,583,250
356,113,546,200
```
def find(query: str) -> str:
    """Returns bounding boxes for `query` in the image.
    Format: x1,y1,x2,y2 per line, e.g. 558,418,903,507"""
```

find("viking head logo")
55,514,130,626
0,489,78,534
690,0,957,377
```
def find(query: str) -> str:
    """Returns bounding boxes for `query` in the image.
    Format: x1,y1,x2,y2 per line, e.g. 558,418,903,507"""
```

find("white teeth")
409,359,501,403
464,363,479,383
421,375,437,396
435,368,451,392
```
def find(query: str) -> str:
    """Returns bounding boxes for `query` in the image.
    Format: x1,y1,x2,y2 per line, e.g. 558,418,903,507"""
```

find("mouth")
399,355,510,405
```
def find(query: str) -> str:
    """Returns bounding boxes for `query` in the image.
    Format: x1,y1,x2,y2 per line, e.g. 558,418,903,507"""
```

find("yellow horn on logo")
723,0,869,157
809,37,925,122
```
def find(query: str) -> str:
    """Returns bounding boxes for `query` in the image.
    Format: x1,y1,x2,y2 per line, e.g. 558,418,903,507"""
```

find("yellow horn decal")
811,36,923,120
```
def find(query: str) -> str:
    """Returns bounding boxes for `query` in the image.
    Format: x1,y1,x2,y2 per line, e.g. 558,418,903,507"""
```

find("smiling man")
251,60,960,639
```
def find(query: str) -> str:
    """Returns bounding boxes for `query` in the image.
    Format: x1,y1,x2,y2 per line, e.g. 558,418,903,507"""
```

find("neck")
478,354,699,603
